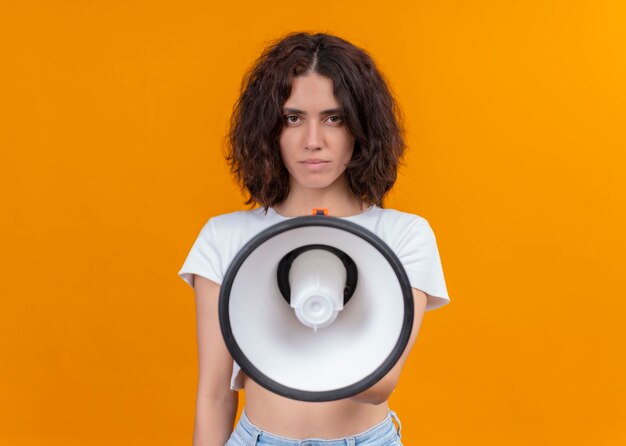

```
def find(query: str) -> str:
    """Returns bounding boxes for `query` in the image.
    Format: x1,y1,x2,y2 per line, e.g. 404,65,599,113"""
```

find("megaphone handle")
311,208,329,216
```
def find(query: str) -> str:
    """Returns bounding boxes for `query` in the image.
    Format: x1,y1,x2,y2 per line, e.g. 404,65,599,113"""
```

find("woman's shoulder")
366,206,430,228
376,206,427,220
349,206,435,251
202,207,283,242
207,207,276,226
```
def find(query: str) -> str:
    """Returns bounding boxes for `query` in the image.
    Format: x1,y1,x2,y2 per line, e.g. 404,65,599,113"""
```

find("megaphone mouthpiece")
289,249,345,330
293,291,339,330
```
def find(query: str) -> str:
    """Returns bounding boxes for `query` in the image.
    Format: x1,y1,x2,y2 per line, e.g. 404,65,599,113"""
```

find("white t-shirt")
178,205,451,391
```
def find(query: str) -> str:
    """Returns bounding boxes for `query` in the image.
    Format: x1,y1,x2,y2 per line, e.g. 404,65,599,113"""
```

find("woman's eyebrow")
282,107,343,115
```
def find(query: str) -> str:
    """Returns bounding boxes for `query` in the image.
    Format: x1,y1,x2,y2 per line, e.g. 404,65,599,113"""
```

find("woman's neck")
273,182,368,218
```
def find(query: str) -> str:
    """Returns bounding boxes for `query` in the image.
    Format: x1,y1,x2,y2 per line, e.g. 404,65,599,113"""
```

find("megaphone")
219,214,414,402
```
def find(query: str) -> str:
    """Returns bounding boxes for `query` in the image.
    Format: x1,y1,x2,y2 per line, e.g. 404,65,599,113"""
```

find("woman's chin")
291,174,347,191
296,181,338,192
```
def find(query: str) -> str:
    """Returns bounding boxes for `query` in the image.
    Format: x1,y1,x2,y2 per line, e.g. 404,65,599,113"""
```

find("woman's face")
279,72,355,194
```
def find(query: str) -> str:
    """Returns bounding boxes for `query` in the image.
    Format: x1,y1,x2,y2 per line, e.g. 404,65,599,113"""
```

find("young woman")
179,32,450,445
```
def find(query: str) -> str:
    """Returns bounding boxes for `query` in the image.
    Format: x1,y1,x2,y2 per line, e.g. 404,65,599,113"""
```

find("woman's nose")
305,122,322,150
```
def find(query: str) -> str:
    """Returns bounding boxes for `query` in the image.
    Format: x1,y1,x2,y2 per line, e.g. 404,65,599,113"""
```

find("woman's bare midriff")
242,375,390,439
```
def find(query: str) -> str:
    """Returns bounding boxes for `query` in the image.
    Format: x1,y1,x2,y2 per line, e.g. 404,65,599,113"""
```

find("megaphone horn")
219,215,413,402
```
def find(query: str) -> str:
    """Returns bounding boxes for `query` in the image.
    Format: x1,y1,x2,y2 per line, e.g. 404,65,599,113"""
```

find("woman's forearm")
192,392,239,446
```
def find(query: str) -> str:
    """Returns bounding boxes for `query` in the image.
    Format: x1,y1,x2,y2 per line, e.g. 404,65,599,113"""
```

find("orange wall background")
1,1,625,445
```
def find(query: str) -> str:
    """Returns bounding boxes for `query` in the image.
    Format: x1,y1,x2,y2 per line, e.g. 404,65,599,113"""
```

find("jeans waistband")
231,409,402,445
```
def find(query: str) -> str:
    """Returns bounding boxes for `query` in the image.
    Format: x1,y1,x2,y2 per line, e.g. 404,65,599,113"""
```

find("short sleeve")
178,218,223,289
397,217,451,311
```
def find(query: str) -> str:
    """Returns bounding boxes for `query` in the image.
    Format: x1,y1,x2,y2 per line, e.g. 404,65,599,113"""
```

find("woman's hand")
349,288,428,405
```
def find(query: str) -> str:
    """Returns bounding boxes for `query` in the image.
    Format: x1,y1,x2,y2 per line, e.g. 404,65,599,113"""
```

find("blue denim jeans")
225,409,403,446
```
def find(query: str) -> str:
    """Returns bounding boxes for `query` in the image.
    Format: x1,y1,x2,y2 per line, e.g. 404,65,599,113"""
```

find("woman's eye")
285,115,300,124
327,115,343,124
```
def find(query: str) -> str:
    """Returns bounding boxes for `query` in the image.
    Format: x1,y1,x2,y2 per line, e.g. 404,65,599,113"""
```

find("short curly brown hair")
226,32,406,209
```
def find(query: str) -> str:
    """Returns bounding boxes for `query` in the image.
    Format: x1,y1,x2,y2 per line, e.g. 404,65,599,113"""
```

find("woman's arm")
349,288,428,405
192,275,239,446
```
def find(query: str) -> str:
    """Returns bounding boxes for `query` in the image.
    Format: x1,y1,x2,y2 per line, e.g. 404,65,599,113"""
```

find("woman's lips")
300,159,330,170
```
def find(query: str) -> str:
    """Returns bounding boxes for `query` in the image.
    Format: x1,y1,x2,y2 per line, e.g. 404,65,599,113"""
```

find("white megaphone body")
219,213,414,402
